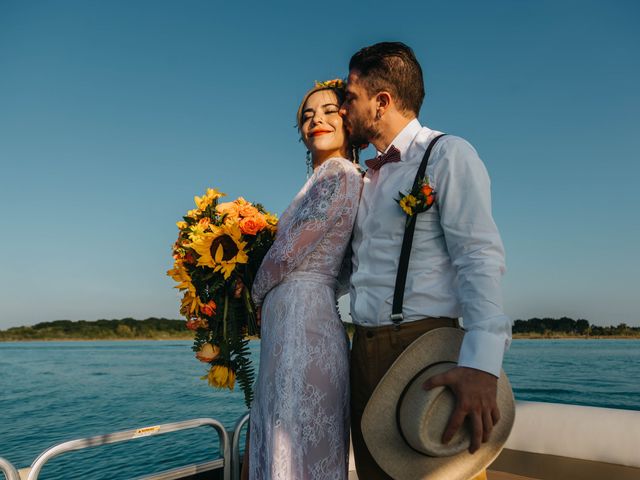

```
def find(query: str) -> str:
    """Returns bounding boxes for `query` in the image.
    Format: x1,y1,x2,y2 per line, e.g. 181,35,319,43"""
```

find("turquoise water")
0,339,638,479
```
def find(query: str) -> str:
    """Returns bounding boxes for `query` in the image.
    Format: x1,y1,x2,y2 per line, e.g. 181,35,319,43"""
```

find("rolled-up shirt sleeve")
431,136,512,377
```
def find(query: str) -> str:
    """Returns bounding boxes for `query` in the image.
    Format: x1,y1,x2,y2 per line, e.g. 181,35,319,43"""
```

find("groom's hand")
422,366,500,454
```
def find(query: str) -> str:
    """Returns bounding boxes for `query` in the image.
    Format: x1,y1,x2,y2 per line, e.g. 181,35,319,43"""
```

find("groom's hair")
349,42,424,116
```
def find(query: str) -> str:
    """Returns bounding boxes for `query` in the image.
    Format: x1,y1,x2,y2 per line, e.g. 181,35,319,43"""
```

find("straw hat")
361,327,515,480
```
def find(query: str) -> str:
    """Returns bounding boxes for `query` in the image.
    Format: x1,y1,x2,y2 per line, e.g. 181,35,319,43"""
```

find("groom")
341,42,512,479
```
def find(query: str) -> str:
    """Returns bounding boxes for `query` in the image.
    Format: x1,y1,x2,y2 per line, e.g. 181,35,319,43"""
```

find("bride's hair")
296,80,361,164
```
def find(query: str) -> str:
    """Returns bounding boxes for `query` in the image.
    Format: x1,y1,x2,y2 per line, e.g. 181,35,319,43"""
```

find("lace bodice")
249,157,362,479
252,157,363,306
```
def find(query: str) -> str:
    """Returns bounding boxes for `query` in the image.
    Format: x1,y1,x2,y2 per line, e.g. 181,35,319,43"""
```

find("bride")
247,79,363,479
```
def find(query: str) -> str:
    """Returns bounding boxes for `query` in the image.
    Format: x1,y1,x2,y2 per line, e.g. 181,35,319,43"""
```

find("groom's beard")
348,116,381,147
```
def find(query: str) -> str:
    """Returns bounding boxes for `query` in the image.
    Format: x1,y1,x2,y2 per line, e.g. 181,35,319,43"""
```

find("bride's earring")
306,150,312,178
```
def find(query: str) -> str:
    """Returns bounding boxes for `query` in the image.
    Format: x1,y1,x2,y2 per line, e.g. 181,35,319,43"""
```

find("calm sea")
0,339,638,479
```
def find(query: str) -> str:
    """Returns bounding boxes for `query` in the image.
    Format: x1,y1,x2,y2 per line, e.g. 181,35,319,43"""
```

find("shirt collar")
381,118,422,161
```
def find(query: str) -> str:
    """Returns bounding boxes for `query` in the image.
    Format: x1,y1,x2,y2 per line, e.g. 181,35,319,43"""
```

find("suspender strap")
390,134,447,324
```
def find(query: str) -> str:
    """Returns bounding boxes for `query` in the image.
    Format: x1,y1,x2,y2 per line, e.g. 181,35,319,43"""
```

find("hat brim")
361,327,515,480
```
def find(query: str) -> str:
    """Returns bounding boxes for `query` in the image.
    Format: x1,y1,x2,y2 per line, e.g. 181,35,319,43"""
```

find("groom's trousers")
350,316,459,480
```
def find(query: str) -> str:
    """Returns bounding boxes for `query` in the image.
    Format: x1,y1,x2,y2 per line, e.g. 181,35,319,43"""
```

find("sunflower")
188,223,248,279
399,194,418,216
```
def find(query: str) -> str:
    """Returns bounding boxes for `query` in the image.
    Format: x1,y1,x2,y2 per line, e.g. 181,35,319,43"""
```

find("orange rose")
216,202,240,220
200,300,217,317
421,185,433,197
426,194,435,207
196,343,220,362
239,214,268,235
238,204,259,218
233,197,258,217
198,217,211,228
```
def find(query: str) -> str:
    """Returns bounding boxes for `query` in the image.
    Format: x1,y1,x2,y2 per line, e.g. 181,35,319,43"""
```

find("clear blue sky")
1,0,638,329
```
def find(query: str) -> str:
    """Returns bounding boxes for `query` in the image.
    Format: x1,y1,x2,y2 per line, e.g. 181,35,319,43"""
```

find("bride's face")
300,90,347,159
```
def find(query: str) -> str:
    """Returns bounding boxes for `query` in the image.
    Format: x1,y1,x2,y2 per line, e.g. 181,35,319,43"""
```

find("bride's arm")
251,159,353,306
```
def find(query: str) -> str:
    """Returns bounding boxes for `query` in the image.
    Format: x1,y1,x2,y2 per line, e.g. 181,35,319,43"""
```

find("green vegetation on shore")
512,317,640,338
1,316,638,341
344,317,639,339
0,318,193,341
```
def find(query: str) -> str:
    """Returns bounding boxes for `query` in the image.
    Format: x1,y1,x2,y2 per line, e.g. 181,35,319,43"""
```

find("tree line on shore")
0,318,192,341
0,316,638,341
512,317,639,337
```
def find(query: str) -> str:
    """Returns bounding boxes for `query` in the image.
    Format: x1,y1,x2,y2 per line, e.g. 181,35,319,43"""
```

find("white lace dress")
249,157,363,480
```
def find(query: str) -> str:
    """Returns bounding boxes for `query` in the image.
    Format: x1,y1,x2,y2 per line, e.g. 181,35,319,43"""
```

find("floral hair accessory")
314,78,345,90
396,176,436,217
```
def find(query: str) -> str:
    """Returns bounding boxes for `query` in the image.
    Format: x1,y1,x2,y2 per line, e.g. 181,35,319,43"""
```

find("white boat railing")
0,457,20,480
231,413,251,480
24,417,230,480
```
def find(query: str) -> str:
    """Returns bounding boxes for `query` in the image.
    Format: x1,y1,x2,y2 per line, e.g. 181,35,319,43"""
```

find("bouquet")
167,188,277,407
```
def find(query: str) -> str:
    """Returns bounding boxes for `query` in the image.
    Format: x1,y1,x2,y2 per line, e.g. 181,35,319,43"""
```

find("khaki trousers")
350,317,459,480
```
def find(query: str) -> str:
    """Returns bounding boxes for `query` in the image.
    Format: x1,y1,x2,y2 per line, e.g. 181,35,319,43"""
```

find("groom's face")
341,71,380,146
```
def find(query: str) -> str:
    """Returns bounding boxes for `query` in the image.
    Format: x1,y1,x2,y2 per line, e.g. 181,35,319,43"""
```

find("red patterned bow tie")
365,145,401,171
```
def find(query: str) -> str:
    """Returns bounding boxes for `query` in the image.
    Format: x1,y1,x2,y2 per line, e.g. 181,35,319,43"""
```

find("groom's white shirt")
350,119,511,377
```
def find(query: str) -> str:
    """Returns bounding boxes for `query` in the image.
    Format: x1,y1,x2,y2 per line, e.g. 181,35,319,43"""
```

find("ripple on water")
1,339,637,479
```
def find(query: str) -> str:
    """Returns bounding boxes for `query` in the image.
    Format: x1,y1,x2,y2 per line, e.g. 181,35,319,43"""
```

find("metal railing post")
25,417,230,480
231,413,251,480
0,457,20,480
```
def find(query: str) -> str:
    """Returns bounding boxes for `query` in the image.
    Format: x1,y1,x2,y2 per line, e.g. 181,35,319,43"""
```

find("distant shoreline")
2,317,638,342
0,336,194,342
2,334,639,342
512,334,639,340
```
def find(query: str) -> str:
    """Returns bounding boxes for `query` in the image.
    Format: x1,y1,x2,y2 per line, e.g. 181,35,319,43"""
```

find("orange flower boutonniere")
396,177,436,217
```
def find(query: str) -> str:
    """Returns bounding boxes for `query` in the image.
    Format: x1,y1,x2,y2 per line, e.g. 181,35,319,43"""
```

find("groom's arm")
423,136,511,453
432,135,511,374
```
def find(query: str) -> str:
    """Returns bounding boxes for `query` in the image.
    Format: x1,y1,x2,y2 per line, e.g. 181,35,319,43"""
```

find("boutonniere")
395,176,436,217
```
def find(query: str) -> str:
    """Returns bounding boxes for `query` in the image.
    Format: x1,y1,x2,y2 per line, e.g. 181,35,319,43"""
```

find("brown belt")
354,316,459,337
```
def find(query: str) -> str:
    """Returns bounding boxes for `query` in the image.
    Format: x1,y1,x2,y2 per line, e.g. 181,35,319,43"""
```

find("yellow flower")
188,222,209,239
263,213,278,233
265,212,278,226
186,208,201,219
399,194,417,216
167,262,195,294
176,221,188,229
195,188,225,211
202,365,236,390
187,223,248,279
180,290,203,317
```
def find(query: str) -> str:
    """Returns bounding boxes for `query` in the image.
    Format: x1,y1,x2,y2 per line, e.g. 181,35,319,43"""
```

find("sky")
0,0,639,329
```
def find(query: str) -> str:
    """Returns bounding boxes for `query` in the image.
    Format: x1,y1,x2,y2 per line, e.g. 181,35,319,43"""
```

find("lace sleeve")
251,159,352,306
